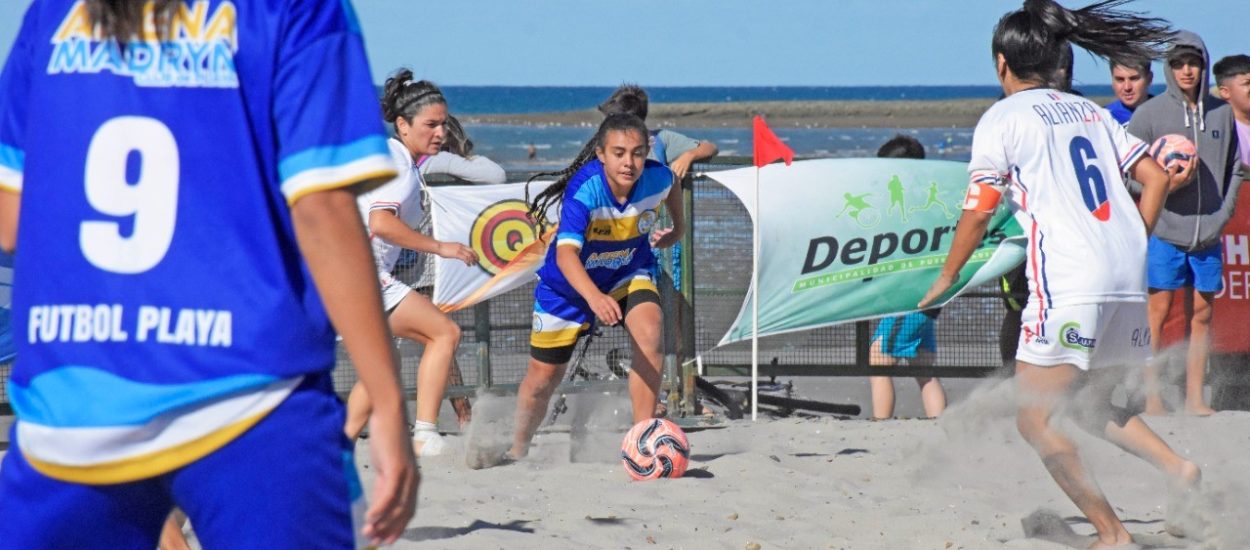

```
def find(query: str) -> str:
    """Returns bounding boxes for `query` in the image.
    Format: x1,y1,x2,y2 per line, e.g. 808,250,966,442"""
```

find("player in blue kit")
470,114,683,468
0,1,416,547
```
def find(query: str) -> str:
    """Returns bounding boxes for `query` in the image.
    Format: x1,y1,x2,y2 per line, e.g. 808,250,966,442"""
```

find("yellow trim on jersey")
25,407,272,485
0,180,19,193
608,277,658,300
530,324,589,348
586,213,647,242
285,168,398,206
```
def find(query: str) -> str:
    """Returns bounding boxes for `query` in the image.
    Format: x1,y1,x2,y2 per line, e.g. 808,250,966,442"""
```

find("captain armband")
962,172,1006,213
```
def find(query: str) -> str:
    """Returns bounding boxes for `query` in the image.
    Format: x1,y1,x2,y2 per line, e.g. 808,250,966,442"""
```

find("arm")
1128,154,1193,234
290,188,416,545
917,210,993,308
651,185,685,249
668,141,718,183
422,152,506,184
369,209,477,265
0,190,17,253
555,244,622,325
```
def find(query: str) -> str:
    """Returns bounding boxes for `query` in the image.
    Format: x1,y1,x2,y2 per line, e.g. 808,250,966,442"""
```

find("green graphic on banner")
706,158,1025,345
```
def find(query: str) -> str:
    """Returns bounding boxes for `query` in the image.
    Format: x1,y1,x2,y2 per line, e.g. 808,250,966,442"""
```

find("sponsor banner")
1161,190,1250,354
707,158,1025,345
0,250,12,363
428,182,555,312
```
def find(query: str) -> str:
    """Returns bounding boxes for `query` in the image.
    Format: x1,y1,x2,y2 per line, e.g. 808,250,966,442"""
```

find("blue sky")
0,0,1243,87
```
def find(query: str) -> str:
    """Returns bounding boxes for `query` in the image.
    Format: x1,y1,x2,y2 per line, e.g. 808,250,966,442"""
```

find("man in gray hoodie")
1128,30,1246,416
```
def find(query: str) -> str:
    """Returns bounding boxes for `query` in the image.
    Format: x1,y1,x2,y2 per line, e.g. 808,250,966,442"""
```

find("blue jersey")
537,159,673,298
0,0,395,483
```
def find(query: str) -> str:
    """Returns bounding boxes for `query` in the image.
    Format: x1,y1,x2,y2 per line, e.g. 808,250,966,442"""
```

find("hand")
1166,159,1198,192
362,410,419,546
917,271,959,309
650,227,679,249
437,241,479,266
669,154,694,183
586,291,622,326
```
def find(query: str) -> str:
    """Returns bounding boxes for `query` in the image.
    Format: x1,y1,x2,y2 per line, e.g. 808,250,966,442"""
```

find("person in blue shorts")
868,135,946,419
0,1,417,547
470,114,684,468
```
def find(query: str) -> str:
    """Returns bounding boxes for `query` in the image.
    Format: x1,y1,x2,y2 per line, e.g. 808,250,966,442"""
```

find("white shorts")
1017,301,1152,371
379,273,414,313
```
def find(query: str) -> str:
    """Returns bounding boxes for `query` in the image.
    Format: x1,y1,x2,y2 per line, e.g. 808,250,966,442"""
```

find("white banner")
428,181,555,311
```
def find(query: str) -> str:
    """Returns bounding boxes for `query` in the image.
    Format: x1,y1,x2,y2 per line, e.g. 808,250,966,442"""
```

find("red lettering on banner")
1163,192,1250,353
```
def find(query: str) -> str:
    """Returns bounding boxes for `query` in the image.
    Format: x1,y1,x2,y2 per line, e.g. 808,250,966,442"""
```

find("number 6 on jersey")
80,117,180,274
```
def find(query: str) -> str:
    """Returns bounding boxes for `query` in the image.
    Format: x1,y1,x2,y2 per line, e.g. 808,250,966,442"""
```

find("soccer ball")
621,418,690,480
1150,134,1197,171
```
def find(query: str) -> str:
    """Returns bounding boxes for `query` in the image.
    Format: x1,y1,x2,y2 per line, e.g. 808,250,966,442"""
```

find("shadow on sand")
403,519,535,542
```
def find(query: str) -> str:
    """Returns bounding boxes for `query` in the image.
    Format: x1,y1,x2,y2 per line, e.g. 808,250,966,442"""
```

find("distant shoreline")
463,97,1117,129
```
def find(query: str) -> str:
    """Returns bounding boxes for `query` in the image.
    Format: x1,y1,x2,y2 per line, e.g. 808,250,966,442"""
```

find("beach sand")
361,378,1248,550
464,97,1117,129
1,375,1245,548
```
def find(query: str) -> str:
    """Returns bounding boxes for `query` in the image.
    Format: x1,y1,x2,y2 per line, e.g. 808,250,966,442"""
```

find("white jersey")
358,138,425,275
968,89,1150,311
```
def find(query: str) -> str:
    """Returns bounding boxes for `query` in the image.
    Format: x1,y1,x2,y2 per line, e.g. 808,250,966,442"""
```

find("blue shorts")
872,312,937,358
1147,235,1224,293
0,373,366,549
530,272,659,364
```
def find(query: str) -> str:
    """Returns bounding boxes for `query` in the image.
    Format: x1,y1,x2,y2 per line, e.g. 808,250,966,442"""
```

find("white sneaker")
413,430,446,457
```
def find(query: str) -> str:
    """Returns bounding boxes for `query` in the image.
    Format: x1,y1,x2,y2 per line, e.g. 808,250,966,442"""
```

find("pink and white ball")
1150,134,1197,171
621,419,690,480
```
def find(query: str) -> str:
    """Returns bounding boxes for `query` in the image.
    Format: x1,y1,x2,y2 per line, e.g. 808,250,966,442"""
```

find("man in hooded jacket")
1128,30,1246,416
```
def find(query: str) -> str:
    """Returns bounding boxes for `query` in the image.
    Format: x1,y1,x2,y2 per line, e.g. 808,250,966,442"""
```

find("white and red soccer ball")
1150,134,1197,171
620,418,690,480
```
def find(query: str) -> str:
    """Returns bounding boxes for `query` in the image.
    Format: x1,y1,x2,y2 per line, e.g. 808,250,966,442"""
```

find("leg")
343,380,372,440
623,301,664,423
447,358,473,428
868,339,898,419
509,357,568,458
911,350,946,418
389,292,460,426
158,509,191,550
1144,288,1174,415
1015,361,1132,549
1183,290,1216,415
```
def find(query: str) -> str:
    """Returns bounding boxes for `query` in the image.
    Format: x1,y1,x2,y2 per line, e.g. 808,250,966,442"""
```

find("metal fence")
0,158,1013,416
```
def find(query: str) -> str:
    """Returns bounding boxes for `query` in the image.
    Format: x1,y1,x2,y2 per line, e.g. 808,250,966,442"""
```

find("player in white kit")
918,1,1201,547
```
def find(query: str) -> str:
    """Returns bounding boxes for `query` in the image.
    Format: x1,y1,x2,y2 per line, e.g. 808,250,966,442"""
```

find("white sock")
412,421,445,457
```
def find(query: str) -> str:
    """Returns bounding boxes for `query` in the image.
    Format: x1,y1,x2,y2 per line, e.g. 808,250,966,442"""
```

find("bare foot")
1143,397,1167,416
1184,403,1216,417
1165,460,1202,538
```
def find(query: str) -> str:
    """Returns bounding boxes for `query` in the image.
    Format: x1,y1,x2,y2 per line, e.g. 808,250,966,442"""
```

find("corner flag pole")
751,165,760,421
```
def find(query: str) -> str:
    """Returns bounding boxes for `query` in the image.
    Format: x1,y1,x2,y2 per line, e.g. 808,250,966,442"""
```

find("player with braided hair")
473,114,683,468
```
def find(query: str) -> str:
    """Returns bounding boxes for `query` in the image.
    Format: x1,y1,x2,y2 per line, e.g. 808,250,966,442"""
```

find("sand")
352,378,1249,550
462,97,1118,130
1,375,1246,549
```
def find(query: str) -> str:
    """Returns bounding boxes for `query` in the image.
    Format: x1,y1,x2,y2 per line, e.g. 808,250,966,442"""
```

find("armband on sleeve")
963,172,1006,214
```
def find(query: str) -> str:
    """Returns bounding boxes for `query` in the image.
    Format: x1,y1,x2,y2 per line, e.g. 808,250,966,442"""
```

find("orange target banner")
427,181,556,311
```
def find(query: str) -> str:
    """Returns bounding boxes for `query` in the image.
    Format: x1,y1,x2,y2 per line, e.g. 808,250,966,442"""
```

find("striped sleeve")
1105,109,1149,174
273,1,395,204
555,197,589,249
0,6,36,193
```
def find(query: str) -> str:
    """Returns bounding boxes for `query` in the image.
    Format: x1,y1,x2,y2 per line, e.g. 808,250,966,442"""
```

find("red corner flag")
752,115,794,168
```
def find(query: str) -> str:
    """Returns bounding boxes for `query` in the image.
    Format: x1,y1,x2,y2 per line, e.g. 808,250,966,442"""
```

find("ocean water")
439,84,1163,115
438,85,1163,171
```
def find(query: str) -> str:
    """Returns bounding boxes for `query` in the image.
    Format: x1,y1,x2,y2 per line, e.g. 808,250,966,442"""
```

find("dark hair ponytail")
598,84,650,121
993,0,1174,90
381,69,446,132
442,115,474,157
526,113,649,226
86,0,178,46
